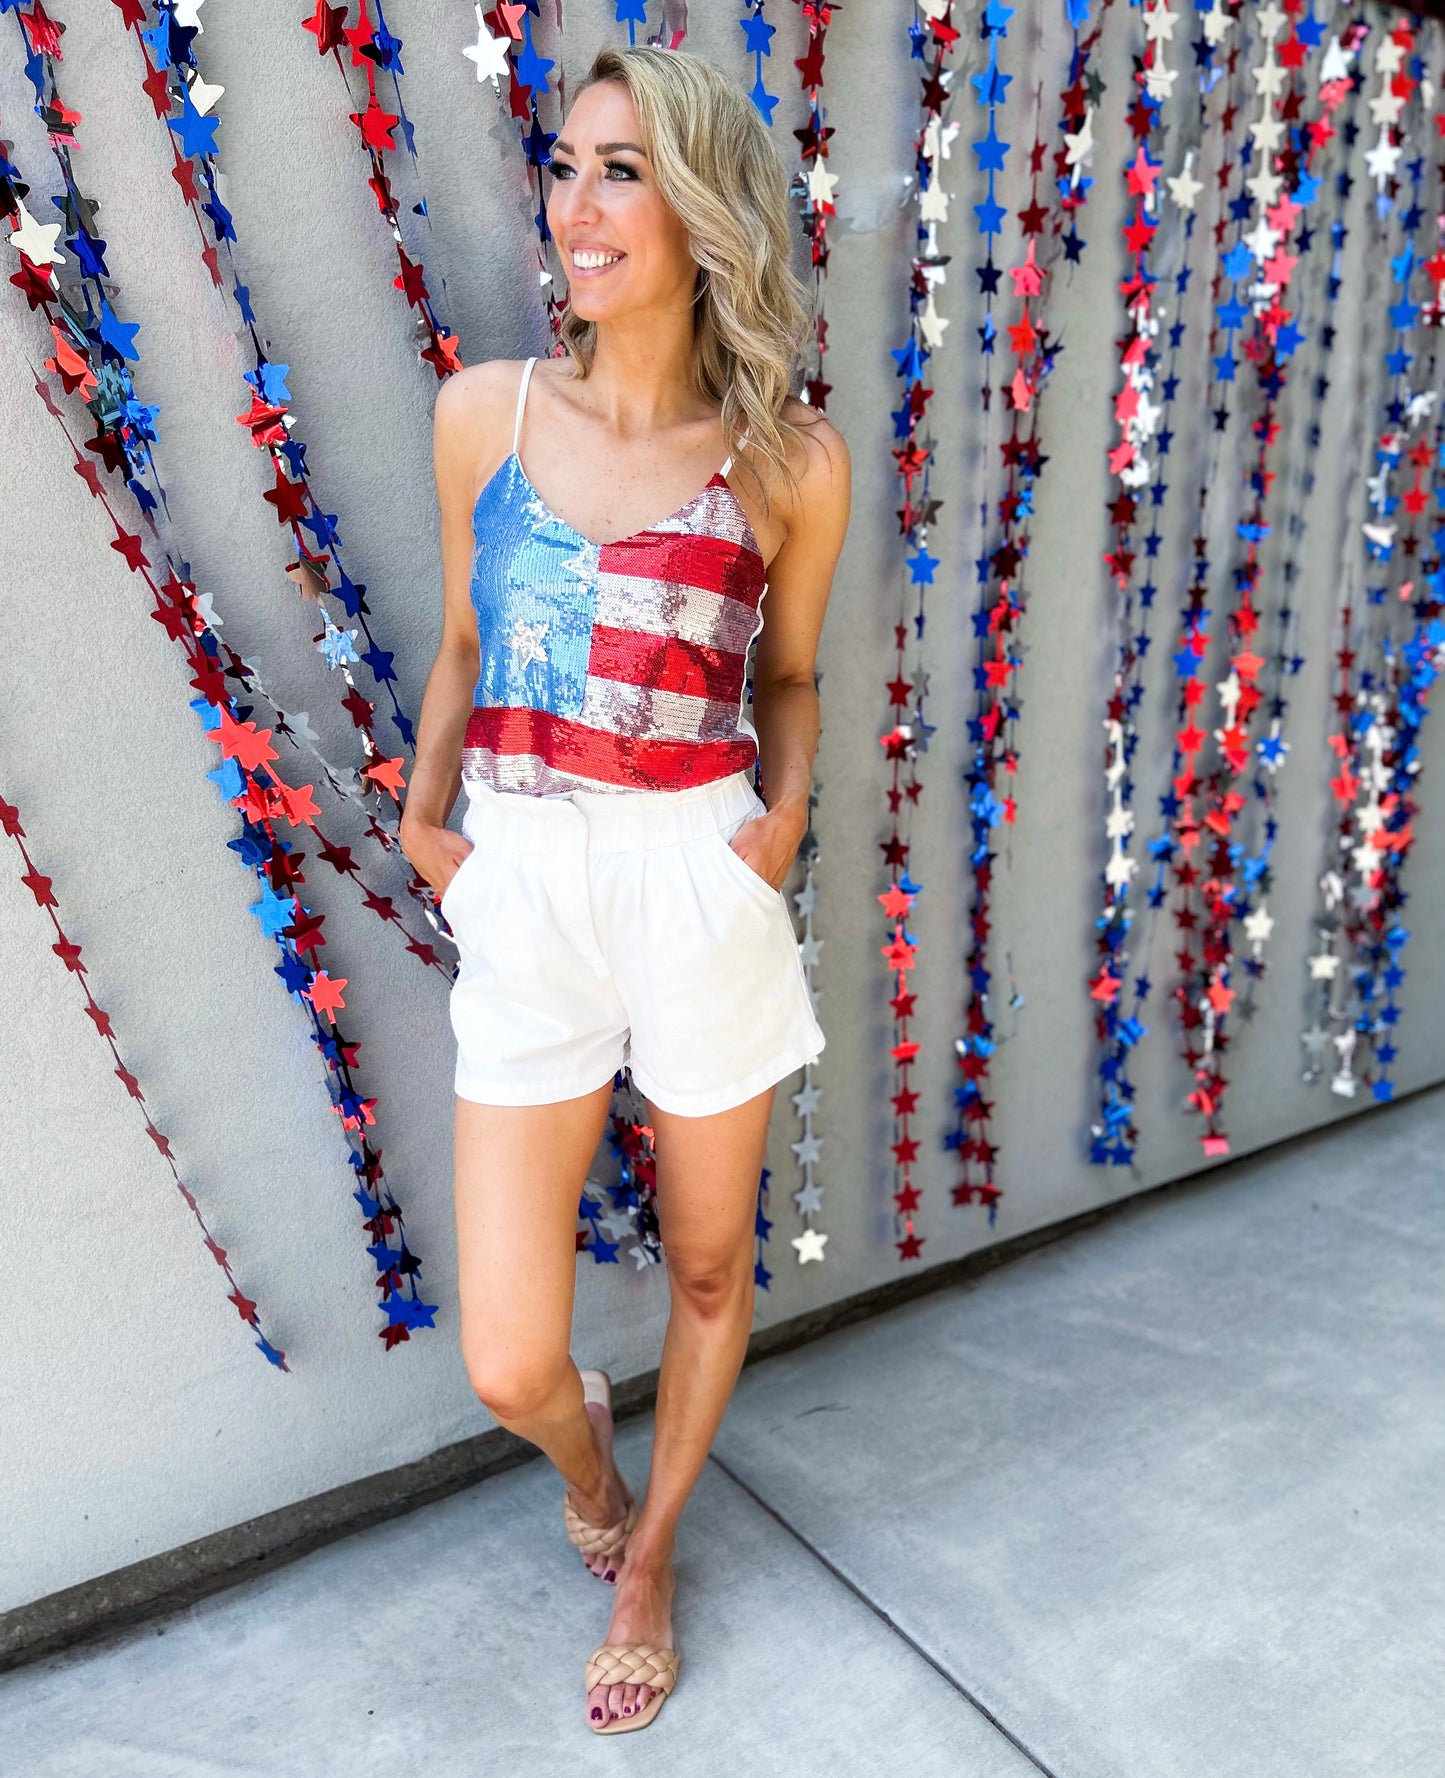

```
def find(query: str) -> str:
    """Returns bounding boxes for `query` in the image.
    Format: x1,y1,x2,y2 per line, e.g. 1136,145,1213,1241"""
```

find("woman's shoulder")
772,396,850,529
779,395,847,461
433,358,530,437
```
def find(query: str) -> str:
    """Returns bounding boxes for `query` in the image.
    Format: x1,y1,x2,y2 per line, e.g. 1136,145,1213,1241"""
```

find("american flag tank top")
462,355,768,797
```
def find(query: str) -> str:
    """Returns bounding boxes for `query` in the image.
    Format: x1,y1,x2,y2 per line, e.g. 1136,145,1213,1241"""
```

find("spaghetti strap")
513,357,537,459
720,429,750,480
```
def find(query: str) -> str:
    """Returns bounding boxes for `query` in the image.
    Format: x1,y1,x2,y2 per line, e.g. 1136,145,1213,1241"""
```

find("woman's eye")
549,162,635,181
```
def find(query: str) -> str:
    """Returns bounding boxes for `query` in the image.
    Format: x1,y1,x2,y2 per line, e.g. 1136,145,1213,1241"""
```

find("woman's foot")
565,1389,632,1582
586,1535,676,1728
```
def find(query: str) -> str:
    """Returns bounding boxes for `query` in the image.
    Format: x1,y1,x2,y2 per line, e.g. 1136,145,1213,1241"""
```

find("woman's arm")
730,410,852,891
398,363,502,897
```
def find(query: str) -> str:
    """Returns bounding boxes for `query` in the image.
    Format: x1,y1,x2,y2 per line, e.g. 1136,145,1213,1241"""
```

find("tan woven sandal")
563,1369,638,1583
585,1642,680,1734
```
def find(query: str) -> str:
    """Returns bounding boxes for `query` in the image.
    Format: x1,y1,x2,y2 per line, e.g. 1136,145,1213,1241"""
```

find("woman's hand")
728,801,807,893
400,817,474,903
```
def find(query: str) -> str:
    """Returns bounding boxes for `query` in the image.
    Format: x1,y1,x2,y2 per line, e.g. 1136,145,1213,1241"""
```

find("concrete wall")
4,3,1441,1615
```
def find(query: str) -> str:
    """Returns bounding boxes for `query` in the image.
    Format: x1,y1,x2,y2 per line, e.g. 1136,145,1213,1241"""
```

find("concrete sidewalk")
7,1086,1442,1776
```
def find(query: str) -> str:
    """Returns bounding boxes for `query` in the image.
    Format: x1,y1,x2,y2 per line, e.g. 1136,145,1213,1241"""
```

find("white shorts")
443,768,826,1116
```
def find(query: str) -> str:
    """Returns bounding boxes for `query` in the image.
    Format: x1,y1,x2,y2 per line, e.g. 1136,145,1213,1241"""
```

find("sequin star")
504,616,550,669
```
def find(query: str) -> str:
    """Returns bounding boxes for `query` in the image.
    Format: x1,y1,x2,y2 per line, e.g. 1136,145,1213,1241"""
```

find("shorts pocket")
709,820,782,909
440,842,481,920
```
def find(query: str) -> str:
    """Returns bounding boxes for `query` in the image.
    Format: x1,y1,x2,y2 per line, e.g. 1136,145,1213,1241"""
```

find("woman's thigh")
647,1083,777,1287
454,1079,616,1381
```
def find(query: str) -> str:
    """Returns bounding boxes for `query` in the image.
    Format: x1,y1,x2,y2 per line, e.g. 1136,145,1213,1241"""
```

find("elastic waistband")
461,769,763,853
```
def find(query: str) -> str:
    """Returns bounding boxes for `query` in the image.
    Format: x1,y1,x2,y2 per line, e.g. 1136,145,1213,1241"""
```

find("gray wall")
3,3,1441,1614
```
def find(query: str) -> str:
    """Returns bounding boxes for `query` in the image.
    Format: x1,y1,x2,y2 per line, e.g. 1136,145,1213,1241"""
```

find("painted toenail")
591,1708,603,1720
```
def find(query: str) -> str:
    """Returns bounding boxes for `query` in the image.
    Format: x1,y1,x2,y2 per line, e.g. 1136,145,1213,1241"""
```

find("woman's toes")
634,1683,653,1714
607,1681,627,1721
587,1683,609,1725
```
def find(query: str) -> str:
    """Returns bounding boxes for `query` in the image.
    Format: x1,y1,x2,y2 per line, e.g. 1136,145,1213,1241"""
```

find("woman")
401,44,850,1734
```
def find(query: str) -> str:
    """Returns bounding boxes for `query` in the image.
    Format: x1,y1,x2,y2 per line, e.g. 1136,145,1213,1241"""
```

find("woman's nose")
554,166,601,216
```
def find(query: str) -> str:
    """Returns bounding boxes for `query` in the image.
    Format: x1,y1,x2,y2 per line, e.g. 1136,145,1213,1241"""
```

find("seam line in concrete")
706,1450,1059,1778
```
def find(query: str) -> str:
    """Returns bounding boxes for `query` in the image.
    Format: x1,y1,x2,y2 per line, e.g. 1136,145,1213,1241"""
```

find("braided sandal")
585,1642,680,1733
563,1369,638,1583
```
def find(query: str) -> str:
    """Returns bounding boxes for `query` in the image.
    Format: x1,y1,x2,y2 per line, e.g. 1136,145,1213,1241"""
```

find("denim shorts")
443,768,825,1115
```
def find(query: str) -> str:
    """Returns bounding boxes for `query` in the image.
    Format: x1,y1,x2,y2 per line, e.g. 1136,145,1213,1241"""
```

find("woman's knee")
462,1342,568,1422
667,1250,753,1317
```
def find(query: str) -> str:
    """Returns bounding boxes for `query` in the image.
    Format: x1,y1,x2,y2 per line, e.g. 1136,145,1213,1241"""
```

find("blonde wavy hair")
556,44,816,514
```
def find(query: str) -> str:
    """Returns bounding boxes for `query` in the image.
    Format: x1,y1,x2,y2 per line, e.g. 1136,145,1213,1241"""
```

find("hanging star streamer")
1215,6,1355,1030
300,0,463,375
1165,2,1321,1151
1099,0,1252,1151
580,1087,664,1269
1143,7,1264,1159
0,787,288,1368
5,14,458,970
1303,21,1445,1104
113,1,429,762
1152,0,1339,1158
1186,15,1360,1078
1088,0,1190,1166
776,0,839,1262
4,27,455,974
878,0,962,1263
951,1,1107,1215
3,25,436,1344
741,0,778,122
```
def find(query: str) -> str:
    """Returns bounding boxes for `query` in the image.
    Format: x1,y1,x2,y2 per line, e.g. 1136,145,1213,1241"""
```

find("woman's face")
547,81,695,322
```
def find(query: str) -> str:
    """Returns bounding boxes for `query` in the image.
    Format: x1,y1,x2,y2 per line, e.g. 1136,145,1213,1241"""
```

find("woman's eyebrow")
553,139,648,157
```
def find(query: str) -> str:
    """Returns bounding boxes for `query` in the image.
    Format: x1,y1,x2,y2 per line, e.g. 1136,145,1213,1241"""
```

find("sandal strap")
563,1490,638,1557
585,1642,679,1693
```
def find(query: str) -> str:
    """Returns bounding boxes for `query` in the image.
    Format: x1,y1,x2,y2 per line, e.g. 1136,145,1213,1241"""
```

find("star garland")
1088,0,1195,1166
1,785,288,1368
16,358,438,1345
111,0,427,767
877,0,962,1264
462,5,571,343
1225,10,1361,1029
753,1166,776,1285
1158,0,1341,1158
970,0,1014,418
2,41,436,1345
1148,4,1263,1158
580,1100,662,1268
1303,22,1445,1101
300,1,463,375
1092,0,1253,1167
950,1,1108,1216
742,0,778,120
7,9,455,976
780,0,838,1267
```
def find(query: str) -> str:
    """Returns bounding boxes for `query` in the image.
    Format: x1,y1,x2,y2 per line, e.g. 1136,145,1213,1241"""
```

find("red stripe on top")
587,626,746,701
465,705,757,789
598,523,765,606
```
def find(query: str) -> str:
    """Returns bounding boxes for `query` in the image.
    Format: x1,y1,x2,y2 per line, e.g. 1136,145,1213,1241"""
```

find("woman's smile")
570,246,628,278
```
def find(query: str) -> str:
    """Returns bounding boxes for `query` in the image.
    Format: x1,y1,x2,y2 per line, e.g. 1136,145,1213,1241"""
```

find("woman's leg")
586,1080,777,1727
455,1078,631,1577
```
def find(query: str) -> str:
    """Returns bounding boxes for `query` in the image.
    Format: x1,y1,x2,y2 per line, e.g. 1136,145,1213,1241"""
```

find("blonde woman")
402,44,850,1734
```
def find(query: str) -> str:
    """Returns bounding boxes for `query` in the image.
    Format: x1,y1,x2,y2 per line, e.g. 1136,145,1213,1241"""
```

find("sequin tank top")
461,356,768,797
